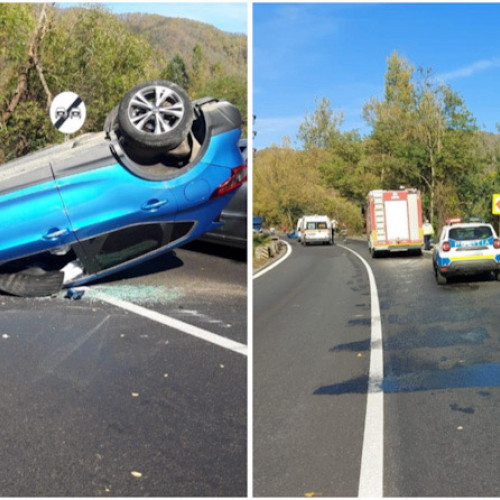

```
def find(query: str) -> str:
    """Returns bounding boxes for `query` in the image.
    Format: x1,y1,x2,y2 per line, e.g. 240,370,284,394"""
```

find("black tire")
117,80,194,153
0,267,63,297
436,269,447,285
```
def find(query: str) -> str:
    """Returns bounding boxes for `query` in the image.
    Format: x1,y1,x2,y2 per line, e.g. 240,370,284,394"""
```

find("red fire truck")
366,188,424,257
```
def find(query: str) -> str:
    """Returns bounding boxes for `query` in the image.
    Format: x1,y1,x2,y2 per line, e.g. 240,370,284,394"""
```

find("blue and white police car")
432,217,500,285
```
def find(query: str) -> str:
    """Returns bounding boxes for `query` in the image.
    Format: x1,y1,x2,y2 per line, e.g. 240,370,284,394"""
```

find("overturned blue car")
0,80,246,296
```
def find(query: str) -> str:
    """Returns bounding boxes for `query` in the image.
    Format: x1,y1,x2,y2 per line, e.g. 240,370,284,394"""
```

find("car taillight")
494,239,500,249
442,241,451,252
210,164,247,199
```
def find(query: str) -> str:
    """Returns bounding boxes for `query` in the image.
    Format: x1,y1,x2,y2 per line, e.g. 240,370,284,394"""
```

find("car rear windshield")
306,222,328,230
449,226,493,241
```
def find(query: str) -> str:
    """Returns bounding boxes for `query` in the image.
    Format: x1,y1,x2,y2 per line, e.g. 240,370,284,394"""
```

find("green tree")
362,51,481,226
189,43,208,98
162,54,190,89
297,97,343,150
363,52,418,188
0,4,162,160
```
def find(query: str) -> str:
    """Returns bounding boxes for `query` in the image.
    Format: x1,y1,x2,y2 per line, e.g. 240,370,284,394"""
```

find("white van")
301,215,333,245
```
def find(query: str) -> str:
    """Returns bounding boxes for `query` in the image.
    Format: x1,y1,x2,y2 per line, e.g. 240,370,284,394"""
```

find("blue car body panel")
53,163,180,241
52,129,240,241
253,216,263,231
67,191,236,287
435,252,450,268
0,179,75,262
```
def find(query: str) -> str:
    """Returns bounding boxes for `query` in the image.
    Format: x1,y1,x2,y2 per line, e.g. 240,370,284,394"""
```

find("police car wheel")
436,270,447,285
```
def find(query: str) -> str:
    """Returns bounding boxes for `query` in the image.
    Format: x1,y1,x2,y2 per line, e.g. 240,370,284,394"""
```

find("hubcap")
128,85,185,135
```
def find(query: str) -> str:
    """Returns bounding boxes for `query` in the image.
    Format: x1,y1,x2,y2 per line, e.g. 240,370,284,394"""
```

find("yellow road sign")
493,194,500,215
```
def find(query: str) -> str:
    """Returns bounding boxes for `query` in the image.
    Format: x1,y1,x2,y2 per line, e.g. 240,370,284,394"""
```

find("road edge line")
340,244,384,497
253,240,292,279
78,287,248,356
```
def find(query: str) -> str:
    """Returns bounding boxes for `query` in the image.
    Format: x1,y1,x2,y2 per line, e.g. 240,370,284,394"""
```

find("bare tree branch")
32,7,53,110
1,4,52,124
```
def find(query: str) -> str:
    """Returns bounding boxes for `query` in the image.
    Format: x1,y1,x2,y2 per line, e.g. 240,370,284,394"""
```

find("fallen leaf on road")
131,471,143,478
131,392,139,398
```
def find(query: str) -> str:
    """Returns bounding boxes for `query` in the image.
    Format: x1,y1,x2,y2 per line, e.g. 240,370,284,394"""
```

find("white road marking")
253,240,292,279
339,244,384,497
177,309,232,328
79,287,247,357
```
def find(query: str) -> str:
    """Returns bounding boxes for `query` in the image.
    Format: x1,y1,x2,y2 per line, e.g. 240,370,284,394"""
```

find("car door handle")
141,199,168,212
43,228,69,241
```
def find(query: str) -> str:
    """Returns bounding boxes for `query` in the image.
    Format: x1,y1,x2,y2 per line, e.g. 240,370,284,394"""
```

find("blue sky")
253,3,500,150
58,2,247,34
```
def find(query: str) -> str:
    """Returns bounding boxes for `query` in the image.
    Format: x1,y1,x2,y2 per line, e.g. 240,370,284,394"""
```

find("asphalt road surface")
0,242,246,496
254,238,500,497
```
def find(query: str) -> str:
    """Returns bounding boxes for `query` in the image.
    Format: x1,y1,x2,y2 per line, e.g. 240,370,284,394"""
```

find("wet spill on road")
331,339,371,352
314,375,369,395
450,403,475,414
477,390,491,397
382,361,500,393
384,326,489,350
314,362,500,395
347,318,371,326
387,308,489,325
332,326,489,353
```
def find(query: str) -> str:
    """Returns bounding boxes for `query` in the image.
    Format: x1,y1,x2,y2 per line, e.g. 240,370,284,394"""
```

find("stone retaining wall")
253,237,287,271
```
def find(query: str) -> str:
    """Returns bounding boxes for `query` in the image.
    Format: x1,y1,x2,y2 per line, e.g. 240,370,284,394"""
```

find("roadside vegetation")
254,51,500,233
253,232,271,254
0,3,247,163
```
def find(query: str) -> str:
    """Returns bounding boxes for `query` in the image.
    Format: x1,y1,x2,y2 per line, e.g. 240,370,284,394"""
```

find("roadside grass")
253,233,271,254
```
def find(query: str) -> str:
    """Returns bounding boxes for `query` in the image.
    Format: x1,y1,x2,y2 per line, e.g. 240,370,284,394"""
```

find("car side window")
78,222,194,274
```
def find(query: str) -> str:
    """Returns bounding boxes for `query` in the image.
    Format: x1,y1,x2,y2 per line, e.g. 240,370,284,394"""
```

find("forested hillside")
121,13,246,78
0,3,247,163
254,52,500,232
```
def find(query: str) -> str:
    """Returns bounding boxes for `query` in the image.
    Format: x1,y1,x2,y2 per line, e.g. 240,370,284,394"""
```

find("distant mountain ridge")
121,13,247,77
